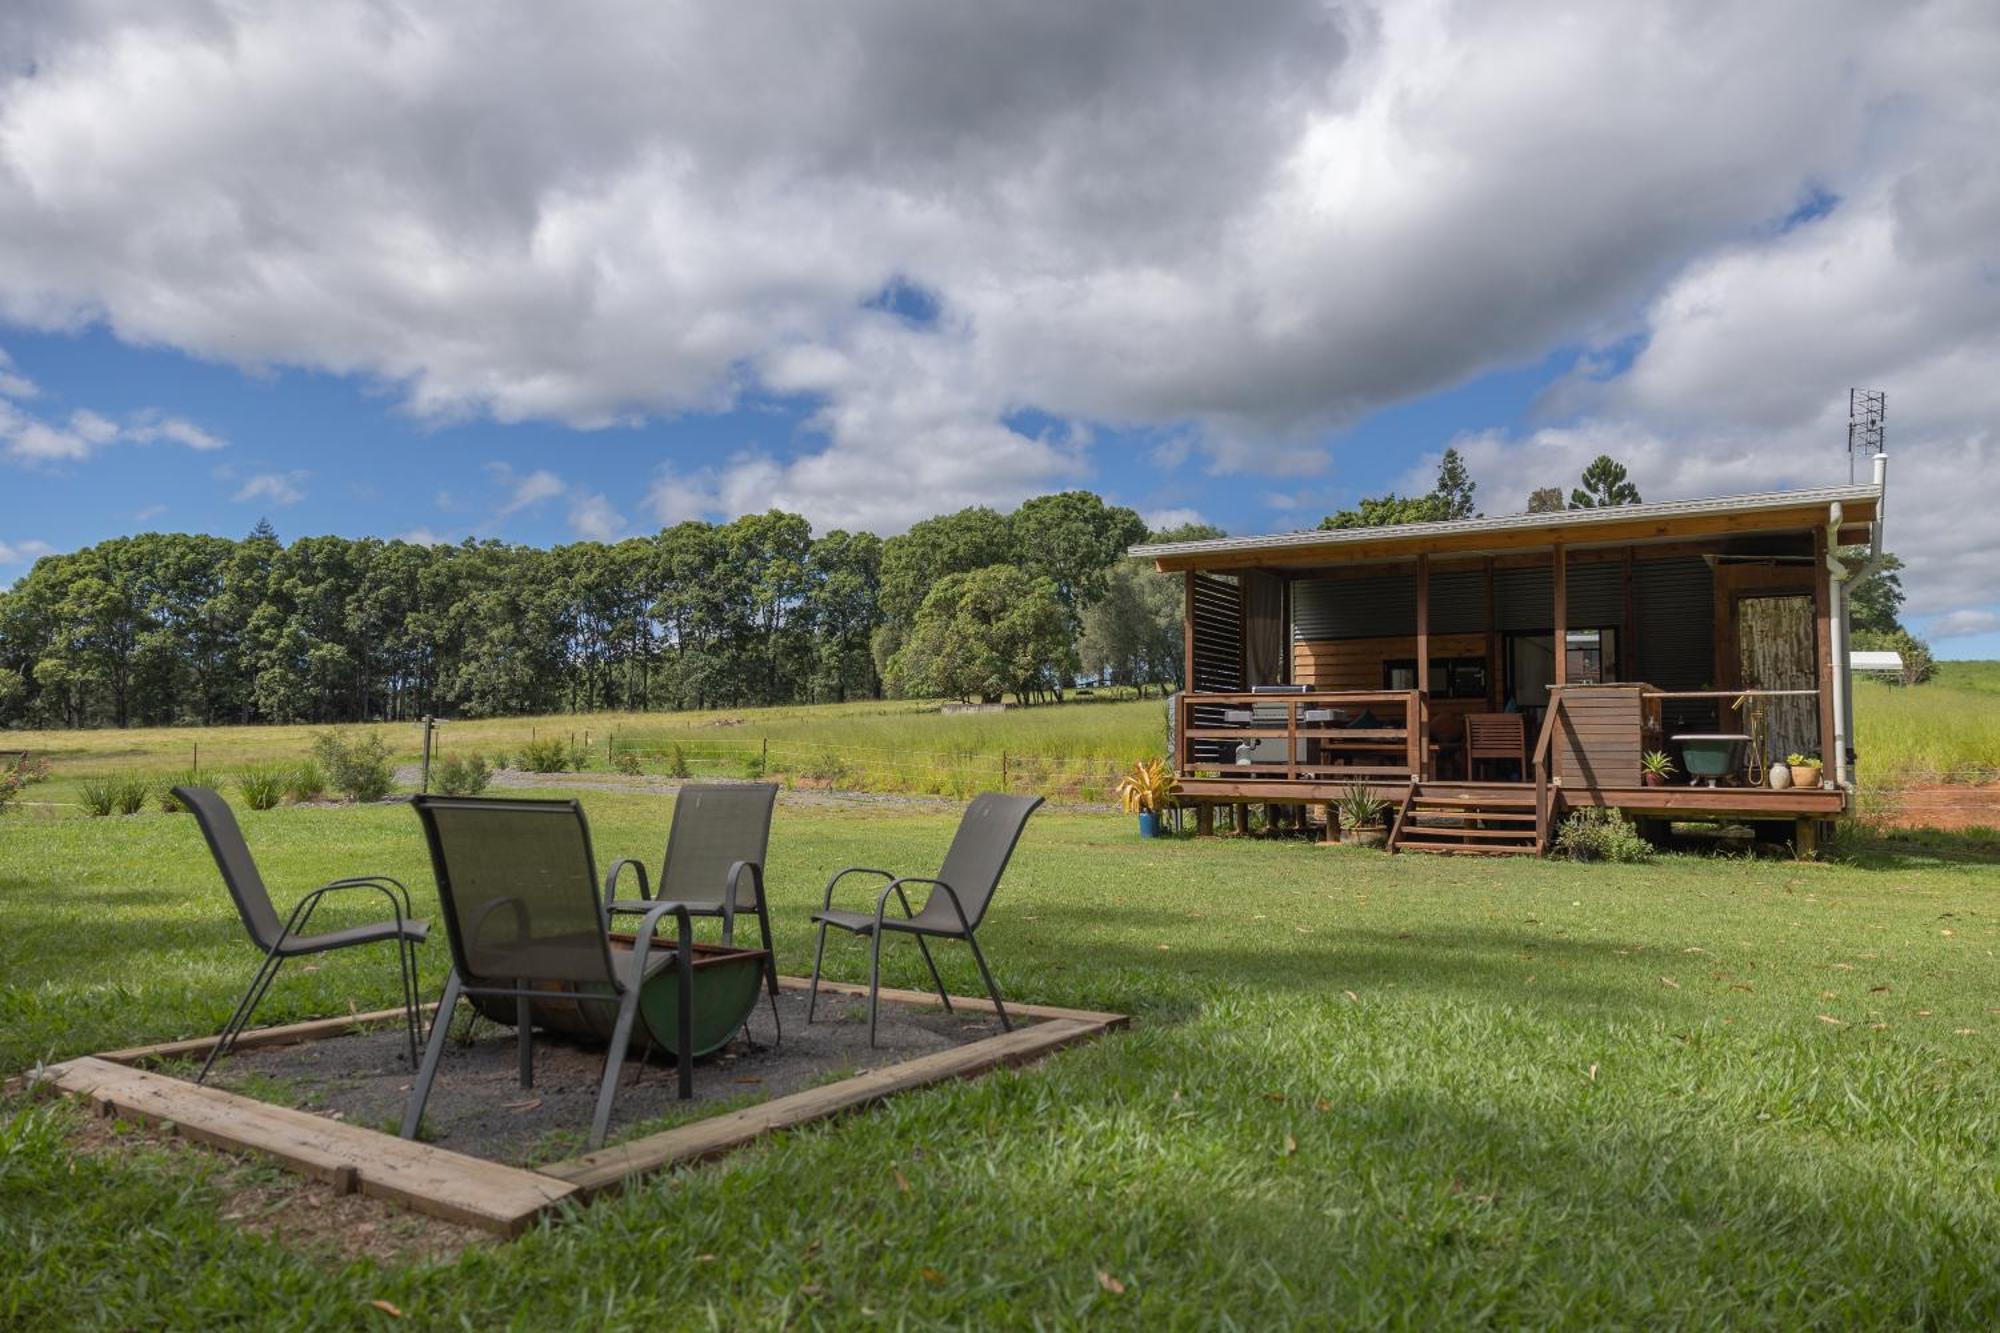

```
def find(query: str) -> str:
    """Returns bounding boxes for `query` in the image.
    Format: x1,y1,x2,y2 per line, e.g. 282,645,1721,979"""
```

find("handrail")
1175,689,1423,780
1531,692,1566,848
1641,689,1819,700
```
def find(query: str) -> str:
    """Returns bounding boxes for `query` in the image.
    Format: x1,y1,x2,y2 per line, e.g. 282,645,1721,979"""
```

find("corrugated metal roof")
1131,484,1881,562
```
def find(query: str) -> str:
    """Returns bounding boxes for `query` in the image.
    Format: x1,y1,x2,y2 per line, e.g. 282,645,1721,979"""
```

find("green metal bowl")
468,935,769,1059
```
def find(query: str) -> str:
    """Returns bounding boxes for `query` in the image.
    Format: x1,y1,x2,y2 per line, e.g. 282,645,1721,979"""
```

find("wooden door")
1737,594,1816,767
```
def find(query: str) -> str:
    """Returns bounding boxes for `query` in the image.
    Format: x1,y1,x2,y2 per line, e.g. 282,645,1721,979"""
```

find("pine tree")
1569,456,1642,508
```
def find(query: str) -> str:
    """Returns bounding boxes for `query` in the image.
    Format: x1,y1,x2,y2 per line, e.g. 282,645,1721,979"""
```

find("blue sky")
1,3,1995,657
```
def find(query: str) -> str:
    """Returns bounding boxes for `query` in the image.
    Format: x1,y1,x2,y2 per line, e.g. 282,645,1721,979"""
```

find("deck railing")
1174,690,1424,782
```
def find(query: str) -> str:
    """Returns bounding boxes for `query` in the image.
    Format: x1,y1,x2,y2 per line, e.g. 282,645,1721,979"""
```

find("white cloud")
567,491,626,542
0,355,228,464
231,471,307,506
487,463,565,517
394,526,449,546
1930,609,2000,640
0,537,56,564
1142,507,1207,533
134,503,166,522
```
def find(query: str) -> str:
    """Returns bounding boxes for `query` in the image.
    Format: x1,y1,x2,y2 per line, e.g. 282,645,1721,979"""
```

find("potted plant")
1336,783,1391,849
1787,753,1823,789
1115,759,1180,837
1640,750,1676,787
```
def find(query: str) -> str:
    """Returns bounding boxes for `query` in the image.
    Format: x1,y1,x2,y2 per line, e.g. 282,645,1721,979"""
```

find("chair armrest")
722,860,764,943
819,866,895,912
285,878,414,940
878,877,971,933
315,875,416,916
623,899,694,993
602,859,651,924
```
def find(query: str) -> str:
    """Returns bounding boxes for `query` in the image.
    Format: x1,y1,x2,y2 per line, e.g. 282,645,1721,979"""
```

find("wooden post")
1483,558,1499,709
1812,528,1836,767
1621,546,1636,681
419,715,435,793
1415,553,1430,779
1182,571,1196,694
1195,803,1214,837
192,742,199,779
1001,751,1009,789
1795,816,1820,860
1552,542,1568,688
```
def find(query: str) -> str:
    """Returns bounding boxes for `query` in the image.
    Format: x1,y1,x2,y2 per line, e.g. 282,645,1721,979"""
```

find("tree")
885,566,1070,705
1006,491,1148,630
1146,520,1227,543
1319,449,1477,529
1526,486,1566,513
1847,552,1907,636
1078,559,1184,694
1569,455,1641,508
877,507,1012,629
1853,626,1935,686
1432,447,1477,520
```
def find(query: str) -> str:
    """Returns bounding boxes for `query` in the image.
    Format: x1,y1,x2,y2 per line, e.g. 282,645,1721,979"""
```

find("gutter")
1823,452,1889,789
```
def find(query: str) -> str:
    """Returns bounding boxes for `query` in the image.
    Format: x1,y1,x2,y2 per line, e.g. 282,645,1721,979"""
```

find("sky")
0,1,1996,656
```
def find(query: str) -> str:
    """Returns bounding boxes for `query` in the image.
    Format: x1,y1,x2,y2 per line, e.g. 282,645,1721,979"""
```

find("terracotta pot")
1790,764,1822,788
1642,772,1665,787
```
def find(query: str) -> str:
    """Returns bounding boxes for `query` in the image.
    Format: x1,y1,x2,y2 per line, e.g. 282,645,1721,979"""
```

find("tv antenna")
1847,388,1884,482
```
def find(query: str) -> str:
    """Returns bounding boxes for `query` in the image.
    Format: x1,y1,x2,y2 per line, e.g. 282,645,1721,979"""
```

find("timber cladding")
1293,633,1485,690
1553,685,1643,788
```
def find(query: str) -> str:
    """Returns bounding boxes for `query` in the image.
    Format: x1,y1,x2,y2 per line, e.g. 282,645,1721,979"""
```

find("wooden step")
1397,824,1540,841
1394,839,1539,856
1405,793,1536,809
1407,807,1539,822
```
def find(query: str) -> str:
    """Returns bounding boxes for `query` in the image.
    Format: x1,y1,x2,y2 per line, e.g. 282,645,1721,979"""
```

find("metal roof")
1130,484,1881,563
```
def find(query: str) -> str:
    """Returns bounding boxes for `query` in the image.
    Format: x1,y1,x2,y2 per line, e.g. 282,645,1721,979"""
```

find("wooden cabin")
1132,481,1888,856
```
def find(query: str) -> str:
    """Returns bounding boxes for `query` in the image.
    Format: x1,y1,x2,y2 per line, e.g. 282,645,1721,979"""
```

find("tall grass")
1854,673,2000,783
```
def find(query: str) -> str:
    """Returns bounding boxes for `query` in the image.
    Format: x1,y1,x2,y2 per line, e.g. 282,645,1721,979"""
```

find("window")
1504,628,1619,703
1382,657,1488,699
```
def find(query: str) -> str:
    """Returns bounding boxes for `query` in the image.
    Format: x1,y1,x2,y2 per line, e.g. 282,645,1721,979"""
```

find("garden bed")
31,979,1124,1238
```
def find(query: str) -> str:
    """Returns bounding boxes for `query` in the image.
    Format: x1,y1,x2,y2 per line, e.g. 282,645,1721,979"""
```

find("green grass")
1853,663,2000,783
3,792,1999,1326
4,692,1168,808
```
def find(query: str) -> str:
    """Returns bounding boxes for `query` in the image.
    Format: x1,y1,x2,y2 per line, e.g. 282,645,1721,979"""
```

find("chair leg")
912,934,953,1013
401,971,463,1140
197,947,286,1085
516,994,535,1089
806,919,830,1023
590,987,645,1151
867,927,884,1048
964,931,1011,1032
395,937,421,1070
674,936,694,1101
754,900,782,1048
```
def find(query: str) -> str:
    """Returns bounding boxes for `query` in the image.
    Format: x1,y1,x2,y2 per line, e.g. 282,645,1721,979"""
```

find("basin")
469,933,769,1059
1671,734,1749,788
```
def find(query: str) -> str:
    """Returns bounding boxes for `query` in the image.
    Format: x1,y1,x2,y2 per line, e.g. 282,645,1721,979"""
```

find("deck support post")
1794,816,1820,860
1321,803,1339,845
1232,803,1248,835
1552,542,1568,689
1415,553,1430,780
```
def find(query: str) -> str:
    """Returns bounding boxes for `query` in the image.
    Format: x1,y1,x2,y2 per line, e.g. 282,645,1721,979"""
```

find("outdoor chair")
807,792,1042,1046
1466,712,1528,781
403,795,696,1151
173,785,426,1086
603,782,781,1042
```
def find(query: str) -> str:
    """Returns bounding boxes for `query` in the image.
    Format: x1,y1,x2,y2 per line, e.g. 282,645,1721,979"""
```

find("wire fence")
592,734,1133,802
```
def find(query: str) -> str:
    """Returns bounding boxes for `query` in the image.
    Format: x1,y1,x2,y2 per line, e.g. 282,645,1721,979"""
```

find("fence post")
192,742,199,779
420,715,435,793
762,737,769,768
1001,751,1009,789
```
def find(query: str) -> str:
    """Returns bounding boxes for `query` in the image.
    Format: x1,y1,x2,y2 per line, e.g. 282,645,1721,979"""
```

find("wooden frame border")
25,978,1126,1238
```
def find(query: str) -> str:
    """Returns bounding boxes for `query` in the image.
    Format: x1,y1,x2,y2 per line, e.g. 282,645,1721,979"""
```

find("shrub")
76,777,117,817
0,768,24,813
157,770,202,813
568,740,591,772
1336,783,1389,831
311,731,396,802
517,737,571,773
666,743,690,779
741,752,766,779
433,752,492,796
610,747,642,776
109,775,151,815
236,765,289,811
7,754,50,786
799,750,847,785
1555,807,1652,863
286,759,327,803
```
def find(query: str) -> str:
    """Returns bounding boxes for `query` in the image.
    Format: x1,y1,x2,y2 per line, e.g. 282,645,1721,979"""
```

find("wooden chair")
1465,713,1527,781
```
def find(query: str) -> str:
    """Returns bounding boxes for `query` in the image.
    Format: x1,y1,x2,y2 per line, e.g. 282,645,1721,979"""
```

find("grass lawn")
3,791,1998,1326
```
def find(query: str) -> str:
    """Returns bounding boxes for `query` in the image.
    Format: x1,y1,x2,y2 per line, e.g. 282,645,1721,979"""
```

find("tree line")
0,493,1212,729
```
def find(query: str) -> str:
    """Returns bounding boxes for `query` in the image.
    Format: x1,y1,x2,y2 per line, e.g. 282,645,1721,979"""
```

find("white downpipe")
1824,453,1890,791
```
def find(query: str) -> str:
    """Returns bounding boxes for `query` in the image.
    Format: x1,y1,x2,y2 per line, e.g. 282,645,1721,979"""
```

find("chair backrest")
658,783,778,907
929,793,1044,930
412,795,618,990
174,785,285,951
1465,713,1526,759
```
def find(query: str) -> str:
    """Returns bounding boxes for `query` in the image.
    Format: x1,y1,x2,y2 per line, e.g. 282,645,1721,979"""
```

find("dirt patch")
1872,784,2000,831
209,988,1022,1166
68,1111,487,1264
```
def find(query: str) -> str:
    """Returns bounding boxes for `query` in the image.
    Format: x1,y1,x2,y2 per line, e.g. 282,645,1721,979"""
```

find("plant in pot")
1115,759,1180,837
1640,750,1676,787
1786,753,1823,789
1336,783,1391,848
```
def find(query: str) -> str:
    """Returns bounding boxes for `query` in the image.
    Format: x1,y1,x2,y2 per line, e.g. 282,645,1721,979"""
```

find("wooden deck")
1174,776,1846,820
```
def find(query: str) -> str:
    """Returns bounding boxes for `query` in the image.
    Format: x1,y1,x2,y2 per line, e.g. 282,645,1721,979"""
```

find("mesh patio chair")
173,785,426,1086
807,793,1042,1046
403,795,696,1151
603,782,781,1042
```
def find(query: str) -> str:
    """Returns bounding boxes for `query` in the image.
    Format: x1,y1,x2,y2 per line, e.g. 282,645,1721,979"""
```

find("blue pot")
1137,811,1160,838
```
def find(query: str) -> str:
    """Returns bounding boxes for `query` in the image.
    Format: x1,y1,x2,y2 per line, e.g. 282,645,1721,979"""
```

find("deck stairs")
1387,783,1545,857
